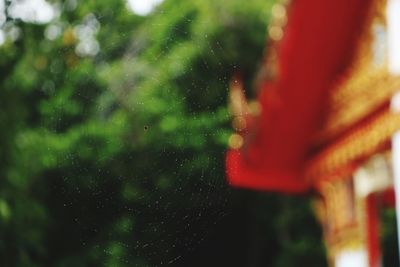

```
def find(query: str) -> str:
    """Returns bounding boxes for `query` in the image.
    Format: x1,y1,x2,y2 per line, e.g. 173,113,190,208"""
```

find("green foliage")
0,0,330,266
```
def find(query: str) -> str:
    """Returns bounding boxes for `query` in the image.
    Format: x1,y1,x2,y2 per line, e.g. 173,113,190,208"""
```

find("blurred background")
0,0,397,266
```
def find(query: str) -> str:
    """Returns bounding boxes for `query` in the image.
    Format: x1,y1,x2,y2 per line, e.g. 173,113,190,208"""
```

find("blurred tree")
0,0,330,266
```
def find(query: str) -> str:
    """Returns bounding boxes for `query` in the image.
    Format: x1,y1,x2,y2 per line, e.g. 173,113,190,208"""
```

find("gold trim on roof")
316,0,392,143
316,74,400,142
306,109,400,181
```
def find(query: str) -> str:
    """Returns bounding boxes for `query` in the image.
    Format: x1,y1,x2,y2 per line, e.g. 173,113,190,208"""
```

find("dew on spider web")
38,0,261,265
112,30,231,265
